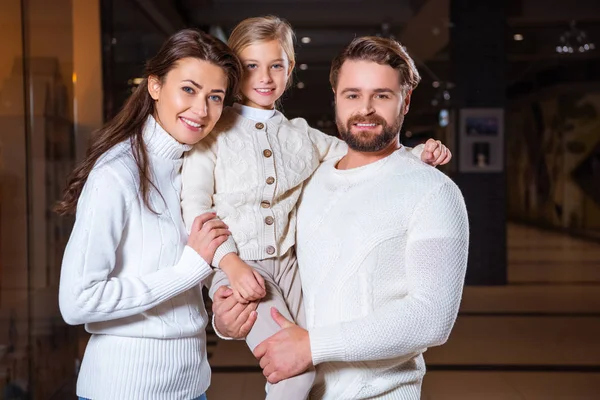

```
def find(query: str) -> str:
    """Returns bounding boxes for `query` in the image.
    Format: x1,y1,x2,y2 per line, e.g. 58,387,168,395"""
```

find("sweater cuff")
409,143,425,160
211,314,242,341
212,237,238,268
309,324,346,365
179,245,213,280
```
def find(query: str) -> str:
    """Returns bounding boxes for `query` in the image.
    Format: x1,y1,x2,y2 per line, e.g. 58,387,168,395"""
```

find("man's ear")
402,89,412,115
147,75,162,101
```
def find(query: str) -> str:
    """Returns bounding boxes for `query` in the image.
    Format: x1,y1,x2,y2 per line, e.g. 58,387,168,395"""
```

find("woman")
57,29,242,400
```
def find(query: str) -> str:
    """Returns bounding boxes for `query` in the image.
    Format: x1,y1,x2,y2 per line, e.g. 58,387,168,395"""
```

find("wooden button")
263,149,273,158
266,176,275,185
255,122,265,129
261,201,271,209
266,246,275,255
265,216,274,225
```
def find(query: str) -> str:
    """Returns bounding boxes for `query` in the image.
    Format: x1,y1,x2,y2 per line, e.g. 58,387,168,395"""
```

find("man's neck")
336,139,402,170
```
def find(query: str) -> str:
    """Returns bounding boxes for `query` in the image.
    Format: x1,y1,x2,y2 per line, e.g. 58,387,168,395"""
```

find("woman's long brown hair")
55,29,242,215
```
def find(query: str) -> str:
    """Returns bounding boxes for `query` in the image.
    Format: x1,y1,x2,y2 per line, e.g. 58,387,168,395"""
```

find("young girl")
181,16,451,400
57,29,242,400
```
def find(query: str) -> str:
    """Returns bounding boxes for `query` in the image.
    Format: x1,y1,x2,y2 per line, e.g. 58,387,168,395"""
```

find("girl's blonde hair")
228,15,296,89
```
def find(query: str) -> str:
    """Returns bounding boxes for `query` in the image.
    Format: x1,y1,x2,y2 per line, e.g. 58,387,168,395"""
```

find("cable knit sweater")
59,116,213,400
181,106,425,267
296,148,469,399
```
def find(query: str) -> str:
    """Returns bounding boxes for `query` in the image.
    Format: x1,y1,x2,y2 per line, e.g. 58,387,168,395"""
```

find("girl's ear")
287,60,295,79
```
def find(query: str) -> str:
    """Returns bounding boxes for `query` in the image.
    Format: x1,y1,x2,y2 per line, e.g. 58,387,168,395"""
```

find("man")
212,36,469,399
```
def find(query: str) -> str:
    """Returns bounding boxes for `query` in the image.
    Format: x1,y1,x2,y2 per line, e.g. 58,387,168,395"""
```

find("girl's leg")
245,251,314,400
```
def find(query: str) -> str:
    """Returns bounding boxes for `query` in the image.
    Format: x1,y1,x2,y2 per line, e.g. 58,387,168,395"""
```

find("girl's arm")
181,140,238,267
59,167,223,325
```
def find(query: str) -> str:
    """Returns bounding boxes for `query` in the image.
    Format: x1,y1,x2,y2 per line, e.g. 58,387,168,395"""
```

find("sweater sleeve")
309,181,469,365
181,139,238,267
306,126,348,162
59,167,213,326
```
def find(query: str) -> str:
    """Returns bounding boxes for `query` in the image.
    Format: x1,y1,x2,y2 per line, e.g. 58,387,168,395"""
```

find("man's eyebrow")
373,88,395,94
340,88,360,94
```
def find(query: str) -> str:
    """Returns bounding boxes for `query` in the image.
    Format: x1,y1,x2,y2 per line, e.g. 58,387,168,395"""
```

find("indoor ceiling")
112,0,600,131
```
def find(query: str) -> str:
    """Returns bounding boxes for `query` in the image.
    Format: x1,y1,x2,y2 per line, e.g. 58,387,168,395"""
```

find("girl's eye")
246,64,257,70
272,64,283,70
209,95,223,103
182,86,195,94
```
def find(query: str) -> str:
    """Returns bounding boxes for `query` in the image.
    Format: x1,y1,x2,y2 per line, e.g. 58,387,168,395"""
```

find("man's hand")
212,286,258,339
421,138,452,166
253,307,313,384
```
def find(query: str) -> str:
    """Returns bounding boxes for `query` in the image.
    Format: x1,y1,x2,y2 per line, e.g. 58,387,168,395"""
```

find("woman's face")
148,57,228,145
238,40,293,110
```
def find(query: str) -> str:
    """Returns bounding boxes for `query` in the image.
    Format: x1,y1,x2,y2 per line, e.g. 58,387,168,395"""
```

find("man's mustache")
346,114,387,127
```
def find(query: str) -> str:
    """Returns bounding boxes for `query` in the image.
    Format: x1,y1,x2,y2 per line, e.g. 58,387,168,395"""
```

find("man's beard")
336,113,403,152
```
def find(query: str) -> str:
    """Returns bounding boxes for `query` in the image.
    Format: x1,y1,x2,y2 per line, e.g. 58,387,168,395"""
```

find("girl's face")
148,57,228,145
239,40,293,110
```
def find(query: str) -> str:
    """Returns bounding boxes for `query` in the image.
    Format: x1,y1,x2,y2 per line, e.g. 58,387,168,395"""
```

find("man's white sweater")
296,148,469,399
59,116,213,400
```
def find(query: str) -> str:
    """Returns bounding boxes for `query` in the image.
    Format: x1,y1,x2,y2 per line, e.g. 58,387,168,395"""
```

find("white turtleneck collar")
233,103,276,122
143,115,193,160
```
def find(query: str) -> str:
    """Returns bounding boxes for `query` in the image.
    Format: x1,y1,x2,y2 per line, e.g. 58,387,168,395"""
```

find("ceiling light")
297,82,306,89
299,63,308,70
513,34,524,41
301,37,311,44
556,21,595,54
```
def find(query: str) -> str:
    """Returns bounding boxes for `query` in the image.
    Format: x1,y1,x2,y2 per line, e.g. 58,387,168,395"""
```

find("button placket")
255,121,278,257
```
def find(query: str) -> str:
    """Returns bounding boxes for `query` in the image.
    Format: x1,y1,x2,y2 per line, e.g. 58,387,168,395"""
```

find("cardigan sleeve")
309,182,469,365
59,166,213,326
306,126,348,162
181,139,238,267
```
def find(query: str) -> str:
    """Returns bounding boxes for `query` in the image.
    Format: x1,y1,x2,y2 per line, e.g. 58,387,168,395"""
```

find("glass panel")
0,0,30,396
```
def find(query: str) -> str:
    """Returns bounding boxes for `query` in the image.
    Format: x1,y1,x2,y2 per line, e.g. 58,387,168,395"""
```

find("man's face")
334,60,411,152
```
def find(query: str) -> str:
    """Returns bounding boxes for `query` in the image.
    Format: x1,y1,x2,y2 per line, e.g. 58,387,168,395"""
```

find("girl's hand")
223,261,266,303
421,139,452,166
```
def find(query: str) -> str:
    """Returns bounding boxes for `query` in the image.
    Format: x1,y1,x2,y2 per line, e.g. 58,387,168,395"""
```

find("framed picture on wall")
459,108,504,173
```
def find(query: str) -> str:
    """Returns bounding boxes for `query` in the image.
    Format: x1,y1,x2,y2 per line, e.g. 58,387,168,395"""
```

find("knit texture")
181,107,426,267
59,115,213,399
181,107,348,266
296,148,469,399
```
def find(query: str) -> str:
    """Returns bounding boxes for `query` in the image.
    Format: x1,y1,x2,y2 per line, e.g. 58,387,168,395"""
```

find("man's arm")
310,182,468,364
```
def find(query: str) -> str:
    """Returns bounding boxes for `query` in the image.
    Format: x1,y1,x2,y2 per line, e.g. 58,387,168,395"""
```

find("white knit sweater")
296,148,469,399
181,106,425,267
59,116,213,400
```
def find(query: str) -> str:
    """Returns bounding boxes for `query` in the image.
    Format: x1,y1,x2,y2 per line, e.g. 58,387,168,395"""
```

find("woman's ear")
147,76,162,101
